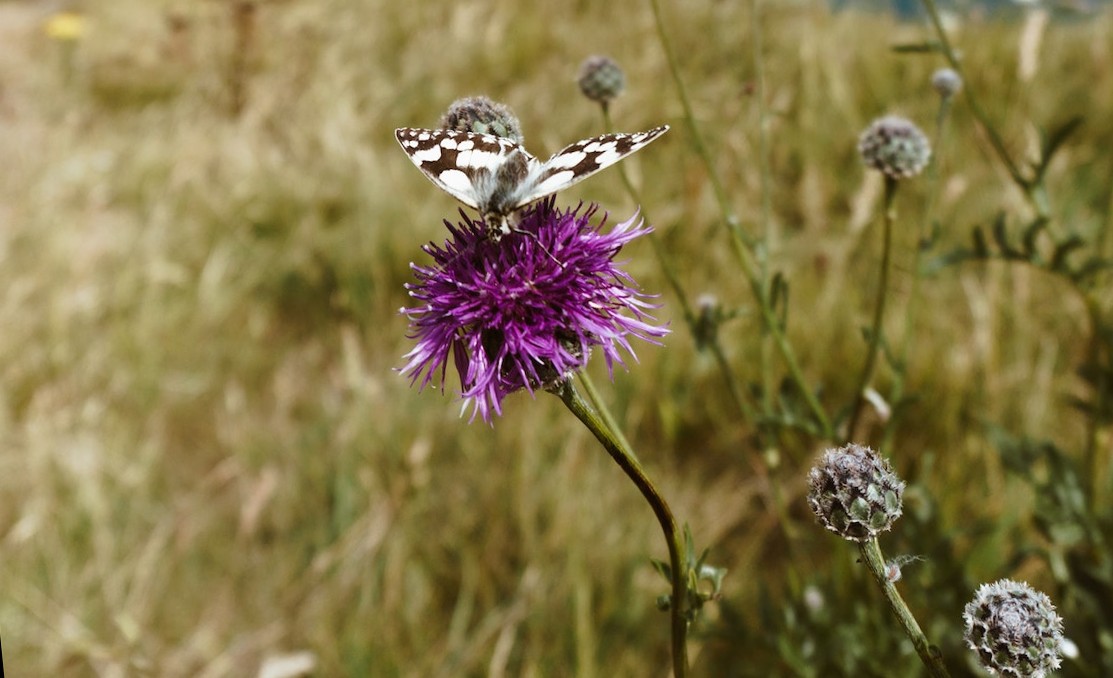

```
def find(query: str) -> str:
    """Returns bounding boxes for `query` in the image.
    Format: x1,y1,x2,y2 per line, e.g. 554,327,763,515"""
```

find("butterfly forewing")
395,128,533,210
395,124,669,235
519,126,670,207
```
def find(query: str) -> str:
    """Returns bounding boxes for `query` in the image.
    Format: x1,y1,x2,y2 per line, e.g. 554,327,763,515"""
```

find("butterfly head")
481,211,513,242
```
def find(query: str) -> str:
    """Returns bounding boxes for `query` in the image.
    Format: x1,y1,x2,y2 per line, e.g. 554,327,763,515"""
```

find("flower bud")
807,444,905,542
439,96,523,144
964,579,1064,677
858,115,932,180
931,68,963,98
577,55,626,105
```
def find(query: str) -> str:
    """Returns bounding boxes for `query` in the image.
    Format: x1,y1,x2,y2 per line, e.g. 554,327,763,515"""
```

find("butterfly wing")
395,128,534,211
513,125,670,209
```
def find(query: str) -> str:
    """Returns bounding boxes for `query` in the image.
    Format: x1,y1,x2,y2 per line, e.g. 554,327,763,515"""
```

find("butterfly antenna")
509,226,565,269
489,212,564,269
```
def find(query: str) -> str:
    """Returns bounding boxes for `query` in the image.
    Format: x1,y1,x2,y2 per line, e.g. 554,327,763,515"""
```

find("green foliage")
992,431,1113,675
652,525,727,621
926,212,1113,286
1,0,1112,675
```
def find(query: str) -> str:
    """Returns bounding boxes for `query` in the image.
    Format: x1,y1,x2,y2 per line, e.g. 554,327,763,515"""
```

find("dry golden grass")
1,0,1111,675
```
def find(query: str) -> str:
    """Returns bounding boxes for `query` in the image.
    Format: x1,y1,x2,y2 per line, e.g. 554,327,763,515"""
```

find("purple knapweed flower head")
400,198,667,422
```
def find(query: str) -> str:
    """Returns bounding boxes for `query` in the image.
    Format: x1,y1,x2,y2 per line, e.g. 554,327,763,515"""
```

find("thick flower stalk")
401,199,667,422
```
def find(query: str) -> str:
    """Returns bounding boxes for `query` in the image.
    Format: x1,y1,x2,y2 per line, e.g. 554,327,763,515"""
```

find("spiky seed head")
439,96,524,144
932,68,963,98
577,55,626,104
858,115,932,180
807,443,906,542
963,579,1064,677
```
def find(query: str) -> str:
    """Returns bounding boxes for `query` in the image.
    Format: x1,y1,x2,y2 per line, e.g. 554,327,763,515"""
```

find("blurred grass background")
0,0,1111,675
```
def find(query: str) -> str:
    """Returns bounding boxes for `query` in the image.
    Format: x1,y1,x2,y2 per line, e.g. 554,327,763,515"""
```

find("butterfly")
395,125,669,240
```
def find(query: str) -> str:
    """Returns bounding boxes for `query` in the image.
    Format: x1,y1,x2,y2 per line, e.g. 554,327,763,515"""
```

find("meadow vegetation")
0,0,1111,675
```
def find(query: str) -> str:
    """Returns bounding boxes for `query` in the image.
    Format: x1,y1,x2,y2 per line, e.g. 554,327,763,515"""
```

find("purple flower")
401,198,667,422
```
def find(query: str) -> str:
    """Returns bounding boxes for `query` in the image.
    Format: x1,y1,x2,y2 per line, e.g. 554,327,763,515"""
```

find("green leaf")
770,271,789,330
889,41,943,54
1070,256,1113,284
1021,217,1048,259
919,219,942,253
972,225,989,257
991,213,1021,258
1050,235,1085,271
1033,116,1084,183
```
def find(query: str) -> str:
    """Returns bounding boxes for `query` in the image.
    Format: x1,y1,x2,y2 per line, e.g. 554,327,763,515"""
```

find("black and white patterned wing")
394,128,535,210
513,125,670,209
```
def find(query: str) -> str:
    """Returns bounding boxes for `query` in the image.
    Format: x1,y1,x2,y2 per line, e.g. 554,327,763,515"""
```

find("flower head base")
932,68,963,99
578,56,626,105
807,443,905,542
401,199,667,422
964,579,1064,677
439,96,524,144
858,115,932,180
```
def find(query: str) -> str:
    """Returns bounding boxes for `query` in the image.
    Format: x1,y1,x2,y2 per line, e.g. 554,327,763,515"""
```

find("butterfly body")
395,125,669,240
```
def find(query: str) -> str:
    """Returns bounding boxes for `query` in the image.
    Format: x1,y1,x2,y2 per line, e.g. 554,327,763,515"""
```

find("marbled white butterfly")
395,125,669,240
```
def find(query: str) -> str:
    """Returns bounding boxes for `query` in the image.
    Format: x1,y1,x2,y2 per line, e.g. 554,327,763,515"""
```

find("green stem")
918,0,1047,218
578,370,636,463
706,337,763,429
553,377,689,677
758,285,834,438
648,0,833,439
647,0,739,239
1099,160,1113,258
883,94,954,455
601,106,763,430
646,0,760,288
600,106,700,338
858,539,951,677
606,95,799,543
847,176,897,441
600,105,796,547
1082,296,1108,504
750,0,777,418
750,0,773,262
